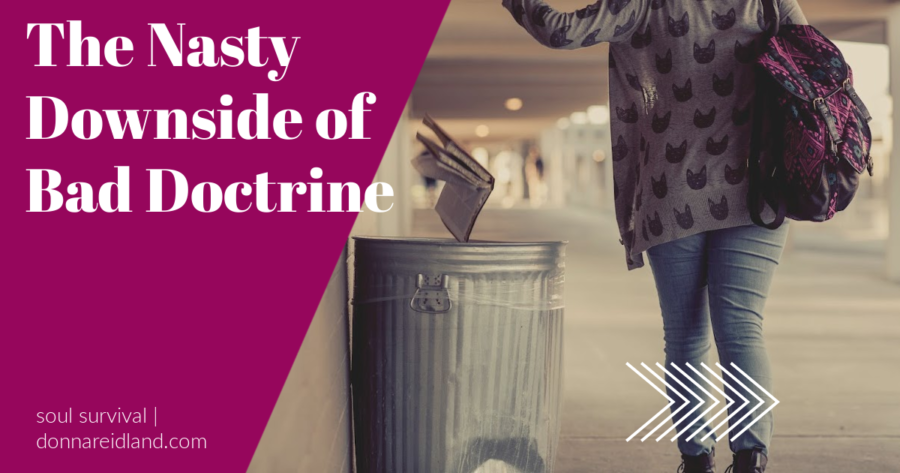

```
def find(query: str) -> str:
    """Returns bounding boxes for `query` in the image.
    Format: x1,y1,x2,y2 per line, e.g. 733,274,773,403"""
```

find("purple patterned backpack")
749,0,874,229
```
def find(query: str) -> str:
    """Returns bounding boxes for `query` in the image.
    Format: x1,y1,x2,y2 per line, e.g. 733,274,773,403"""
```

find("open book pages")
413,116,495,242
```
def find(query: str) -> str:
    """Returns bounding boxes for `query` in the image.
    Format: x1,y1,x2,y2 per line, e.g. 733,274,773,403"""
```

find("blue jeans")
646,223,789,457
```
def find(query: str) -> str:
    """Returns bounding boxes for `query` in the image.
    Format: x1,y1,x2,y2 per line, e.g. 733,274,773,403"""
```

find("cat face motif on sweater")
512,5,526,26
694,107,716,129
666,140,687,163
724,162,747,185
686,165,707,190
576,2,602,18
617,102,639,123
673,78,693,102
694,40,716,64
549,25,573,48
713,72,734,97
668,12,689,37
647,212,664,236
614,11,637,37
652,112,671,133
656,49,673,74
608,0,632,16
651,172,668,199
612,135,630,161
706,135,730,155
627,73,643,92
712,9,736,31
674,204,694,229
531,5,551,27
708,196,729,220
631,25,653,49
582,29,603,47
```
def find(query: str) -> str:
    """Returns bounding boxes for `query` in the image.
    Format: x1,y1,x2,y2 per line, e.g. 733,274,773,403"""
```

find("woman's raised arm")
502,0,651,50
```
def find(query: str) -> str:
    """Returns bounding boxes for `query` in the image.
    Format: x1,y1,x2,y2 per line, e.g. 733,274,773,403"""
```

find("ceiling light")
570,111,588,125
587,105,610,125
556,117,570,130
472,147,490,166
505,97,523,111
475,124,490,138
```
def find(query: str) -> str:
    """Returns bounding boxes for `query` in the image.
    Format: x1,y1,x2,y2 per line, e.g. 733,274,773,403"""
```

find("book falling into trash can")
413,115,495,242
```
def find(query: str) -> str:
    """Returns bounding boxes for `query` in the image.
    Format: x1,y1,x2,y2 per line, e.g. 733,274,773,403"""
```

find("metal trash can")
350,237,565,473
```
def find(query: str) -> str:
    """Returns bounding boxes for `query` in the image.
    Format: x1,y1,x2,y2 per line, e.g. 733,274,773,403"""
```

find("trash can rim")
352,236,568,246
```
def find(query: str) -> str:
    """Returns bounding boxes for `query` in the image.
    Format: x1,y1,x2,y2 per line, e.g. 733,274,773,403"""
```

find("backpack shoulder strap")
748,73,787,230
762,0,779,38
748,0,786,230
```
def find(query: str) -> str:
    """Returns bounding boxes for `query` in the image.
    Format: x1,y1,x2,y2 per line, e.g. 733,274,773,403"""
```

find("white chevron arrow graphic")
626,362,780,443
716,362,765,441
669,363,719,442
654,363,703,442
626,362,673,442
701,362,749,442
726,362,780,441
640,362,688,442
684,362,733,442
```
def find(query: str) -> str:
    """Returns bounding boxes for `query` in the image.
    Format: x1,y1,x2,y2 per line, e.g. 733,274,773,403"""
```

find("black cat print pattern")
503,0,808,268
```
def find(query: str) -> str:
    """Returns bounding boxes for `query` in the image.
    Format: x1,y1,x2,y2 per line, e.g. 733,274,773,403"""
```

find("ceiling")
410,0,893,143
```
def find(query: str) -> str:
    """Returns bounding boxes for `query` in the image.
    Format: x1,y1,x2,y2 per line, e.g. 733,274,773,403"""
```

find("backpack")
749,0,874,229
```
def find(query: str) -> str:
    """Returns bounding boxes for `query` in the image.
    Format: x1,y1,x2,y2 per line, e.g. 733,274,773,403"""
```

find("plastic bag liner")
350,237,565,473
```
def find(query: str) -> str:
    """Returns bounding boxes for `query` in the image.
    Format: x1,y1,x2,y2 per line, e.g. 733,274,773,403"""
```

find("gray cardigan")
503,0,806,269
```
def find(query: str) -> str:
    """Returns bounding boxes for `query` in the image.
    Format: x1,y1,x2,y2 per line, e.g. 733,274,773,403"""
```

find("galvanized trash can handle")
409,274,452,314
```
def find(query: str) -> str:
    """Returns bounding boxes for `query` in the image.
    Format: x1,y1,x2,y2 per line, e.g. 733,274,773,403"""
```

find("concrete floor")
413,207,900,473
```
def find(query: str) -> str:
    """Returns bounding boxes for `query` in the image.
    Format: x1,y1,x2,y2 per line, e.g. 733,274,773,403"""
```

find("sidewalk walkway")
413,208,900,473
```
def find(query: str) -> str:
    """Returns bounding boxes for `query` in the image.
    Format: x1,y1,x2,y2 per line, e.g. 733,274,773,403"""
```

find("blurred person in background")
503,0,806,471
525,146,548,208
424,175,439,207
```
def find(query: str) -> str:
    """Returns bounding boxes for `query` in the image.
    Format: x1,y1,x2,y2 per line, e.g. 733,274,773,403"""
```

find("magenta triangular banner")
1,1,452,471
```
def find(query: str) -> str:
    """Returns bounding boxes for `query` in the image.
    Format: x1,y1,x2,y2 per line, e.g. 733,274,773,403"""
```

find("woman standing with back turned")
502,0,806,472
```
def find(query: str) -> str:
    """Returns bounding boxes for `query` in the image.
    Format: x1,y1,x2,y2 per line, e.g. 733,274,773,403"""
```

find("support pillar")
887,10,900,281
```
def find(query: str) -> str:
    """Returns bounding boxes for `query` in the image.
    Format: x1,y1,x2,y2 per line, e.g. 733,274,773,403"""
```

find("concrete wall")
247,256,352,473
247,104,412,473
888,9,900,282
